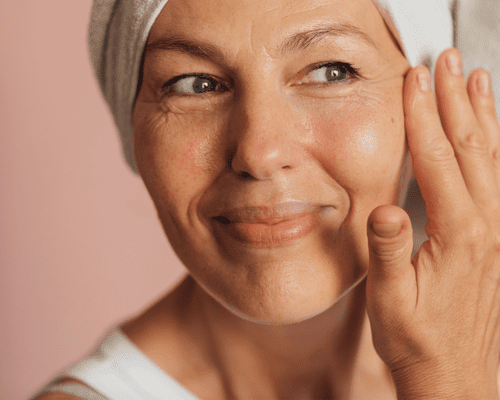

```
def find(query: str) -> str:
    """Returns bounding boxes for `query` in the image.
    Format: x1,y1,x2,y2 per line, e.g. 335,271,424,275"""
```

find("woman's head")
89,0,453,175
131,0,411,324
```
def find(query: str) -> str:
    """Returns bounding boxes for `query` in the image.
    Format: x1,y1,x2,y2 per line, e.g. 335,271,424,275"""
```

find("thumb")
366,205,416,325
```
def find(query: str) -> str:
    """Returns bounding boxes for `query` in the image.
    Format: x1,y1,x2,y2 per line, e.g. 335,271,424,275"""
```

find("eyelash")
299,62,360,85
162,73,230,97
161,62,360,97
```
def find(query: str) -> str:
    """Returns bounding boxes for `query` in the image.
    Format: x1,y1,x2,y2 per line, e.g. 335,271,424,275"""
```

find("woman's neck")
122,275,394,399
190,276,391,400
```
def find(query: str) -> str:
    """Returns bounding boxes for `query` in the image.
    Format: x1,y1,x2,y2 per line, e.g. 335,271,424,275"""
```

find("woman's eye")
163,74,227,96
299,62,358,85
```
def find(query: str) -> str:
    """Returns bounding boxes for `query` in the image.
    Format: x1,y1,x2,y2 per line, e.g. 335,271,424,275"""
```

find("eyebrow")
145,35,227,64
145,22,377,61
275,22,378,58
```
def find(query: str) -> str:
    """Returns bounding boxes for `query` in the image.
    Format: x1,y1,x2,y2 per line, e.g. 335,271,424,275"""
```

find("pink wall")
6,2,497,399
0,2,186,399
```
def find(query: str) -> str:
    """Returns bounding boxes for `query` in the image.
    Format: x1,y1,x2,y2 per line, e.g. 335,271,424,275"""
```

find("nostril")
239,171,252,179
213,216,231,225
282,165,291,169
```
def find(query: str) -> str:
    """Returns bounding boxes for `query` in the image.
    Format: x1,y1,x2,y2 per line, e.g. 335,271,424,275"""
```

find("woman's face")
133,0,411,323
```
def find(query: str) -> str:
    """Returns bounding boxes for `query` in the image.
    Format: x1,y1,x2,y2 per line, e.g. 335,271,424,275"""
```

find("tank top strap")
31,382,109,400
57,327,199,400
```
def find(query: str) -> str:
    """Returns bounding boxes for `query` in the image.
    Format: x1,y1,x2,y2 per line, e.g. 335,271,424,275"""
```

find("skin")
37,0,500,398
131,1,409,399
130,0,411,397
133,0,411,325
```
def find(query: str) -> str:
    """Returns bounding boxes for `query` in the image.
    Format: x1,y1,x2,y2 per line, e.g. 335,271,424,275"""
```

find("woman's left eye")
299,62,359,85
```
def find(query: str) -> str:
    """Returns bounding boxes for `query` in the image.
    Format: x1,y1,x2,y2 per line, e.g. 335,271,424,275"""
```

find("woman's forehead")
148,0,392,56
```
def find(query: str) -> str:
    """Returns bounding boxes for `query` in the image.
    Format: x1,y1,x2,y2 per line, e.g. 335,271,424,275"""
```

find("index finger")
404,66,473,225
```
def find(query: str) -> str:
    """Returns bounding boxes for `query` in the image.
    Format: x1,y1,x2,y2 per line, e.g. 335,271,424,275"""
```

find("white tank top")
29,326,199,400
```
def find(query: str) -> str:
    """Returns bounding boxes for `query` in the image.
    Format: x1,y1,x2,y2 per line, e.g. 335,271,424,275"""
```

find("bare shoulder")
31,378,90,400
33,393,83,400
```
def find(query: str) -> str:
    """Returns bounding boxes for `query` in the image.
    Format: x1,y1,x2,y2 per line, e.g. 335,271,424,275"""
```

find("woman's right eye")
163,74,228,96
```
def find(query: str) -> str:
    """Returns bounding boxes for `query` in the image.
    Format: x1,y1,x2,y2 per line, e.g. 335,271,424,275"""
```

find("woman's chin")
226,299,347,326
208,273,367,326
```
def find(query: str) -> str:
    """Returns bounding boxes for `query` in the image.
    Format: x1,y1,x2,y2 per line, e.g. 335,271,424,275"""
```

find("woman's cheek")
136,108,224,211
309,93,406,196
177,127,223,177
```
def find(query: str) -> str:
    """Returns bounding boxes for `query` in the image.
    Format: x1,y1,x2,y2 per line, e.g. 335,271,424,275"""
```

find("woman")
32,0,500,398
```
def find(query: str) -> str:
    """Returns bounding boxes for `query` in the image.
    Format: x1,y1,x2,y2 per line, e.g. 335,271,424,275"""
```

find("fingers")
434,49,500,206
366,205,416,325
404,64,472,222
405,48,500,224
467,68,500,177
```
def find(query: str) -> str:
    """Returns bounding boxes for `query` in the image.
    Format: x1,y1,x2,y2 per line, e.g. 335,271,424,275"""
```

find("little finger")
467,68,500,181
435,49,499,207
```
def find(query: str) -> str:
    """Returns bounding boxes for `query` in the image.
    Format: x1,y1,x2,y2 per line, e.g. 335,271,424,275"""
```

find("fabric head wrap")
88,0,499,175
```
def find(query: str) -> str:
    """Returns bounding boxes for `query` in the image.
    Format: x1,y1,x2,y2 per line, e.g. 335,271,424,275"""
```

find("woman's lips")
212,202,323,247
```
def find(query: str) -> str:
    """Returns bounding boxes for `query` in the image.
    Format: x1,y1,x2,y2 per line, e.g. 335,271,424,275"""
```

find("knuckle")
456,126,488,154
469,221,490,247
453,217,490,254
466,218,489,244
423,135,456,162
491,148,500,169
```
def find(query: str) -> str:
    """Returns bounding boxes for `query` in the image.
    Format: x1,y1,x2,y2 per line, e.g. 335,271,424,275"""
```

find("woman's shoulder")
34,394,82,400
31,316,202,399
31,378,100,400
32,278,201,400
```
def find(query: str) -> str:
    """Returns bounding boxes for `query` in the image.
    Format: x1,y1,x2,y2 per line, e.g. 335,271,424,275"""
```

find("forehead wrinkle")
271,22,378,59
145,35,228,65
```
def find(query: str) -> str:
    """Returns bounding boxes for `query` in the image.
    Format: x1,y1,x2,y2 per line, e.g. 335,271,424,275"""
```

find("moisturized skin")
125,0,500,399
133,0,411,325
126,0,410,398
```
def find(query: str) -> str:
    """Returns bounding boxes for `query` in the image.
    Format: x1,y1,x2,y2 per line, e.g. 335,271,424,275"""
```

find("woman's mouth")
212,202,324,247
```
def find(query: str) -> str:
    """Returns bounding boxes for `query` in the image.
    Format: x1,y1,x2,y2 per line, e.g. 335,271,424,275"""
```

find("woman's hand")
366,48,500,399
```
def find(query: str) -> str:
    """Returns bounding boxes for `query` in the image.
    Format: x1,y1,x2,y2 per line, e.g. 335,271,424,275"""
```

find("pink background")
0,2,186,399
0,1,455,398
2,1,499,399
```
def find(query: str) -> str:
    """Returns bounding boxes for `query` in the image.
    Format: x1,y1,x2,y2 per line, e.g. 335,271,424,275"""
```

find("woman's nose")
229,92,305,180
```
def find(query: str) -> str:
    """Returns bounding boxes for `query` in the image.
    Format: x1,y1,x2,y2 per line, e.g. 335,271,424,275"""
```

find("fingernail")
446,51,462,76
417,70,430,92
477,71,491,96
372,222,401,238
